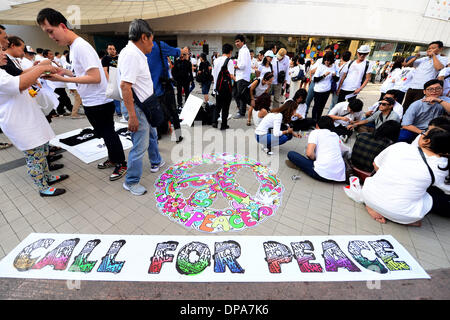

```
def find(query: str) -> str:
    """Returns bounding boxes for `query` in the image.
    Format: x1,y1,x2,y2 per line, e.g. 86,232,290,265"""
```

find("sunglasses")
379,102,391,106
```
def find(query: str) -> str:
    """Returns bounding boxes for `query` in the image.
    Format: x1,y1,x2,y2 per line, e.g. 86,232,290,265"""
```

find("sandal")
246,120,251,126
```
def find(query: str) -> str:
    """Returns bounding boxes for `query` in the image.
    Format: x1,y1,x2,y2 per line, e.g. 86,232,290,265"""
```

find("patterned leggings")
23,143,53,192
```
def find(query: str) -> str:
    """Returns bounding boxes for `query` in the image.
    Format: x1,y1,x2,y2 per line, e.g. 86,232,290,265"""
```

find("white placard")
179,94,204,127
50,123,132,164
0,233,429,283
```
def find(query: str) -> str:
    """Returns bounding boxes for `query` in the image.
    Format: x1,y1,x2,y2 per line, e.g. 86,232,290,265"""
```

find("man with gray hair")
119,19,164,196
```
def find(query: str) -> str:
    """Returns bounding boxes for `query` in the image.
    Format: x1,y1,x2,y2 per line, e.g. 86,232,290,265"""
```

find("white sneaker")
150,159,166,173
123,182,147,196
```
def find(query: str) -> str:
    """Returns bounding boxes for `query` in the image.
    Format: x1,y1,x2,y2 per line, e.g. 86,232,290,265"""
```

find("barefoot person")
361,127,450,225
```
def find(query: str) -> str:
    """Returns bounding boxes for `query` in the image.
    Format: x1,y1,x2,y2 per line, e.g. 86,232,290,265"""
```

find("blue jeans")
256,133,292,151
287,151,332,182
305,80,315,116
125,105,162,185
327,92,339,114
113,100,122,115
120,101,128,118
398,129,418,143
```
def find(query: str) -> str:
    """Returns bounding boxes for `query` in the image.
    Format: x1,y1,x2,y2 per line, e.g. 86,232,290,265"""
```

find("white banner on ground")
49,123,132,164
179,94,204,127
0,233,429,282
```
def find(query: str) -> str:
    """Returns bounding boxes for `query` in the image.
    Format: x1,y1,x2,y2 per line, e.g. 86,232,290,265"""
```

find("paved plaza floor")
0,83,449,299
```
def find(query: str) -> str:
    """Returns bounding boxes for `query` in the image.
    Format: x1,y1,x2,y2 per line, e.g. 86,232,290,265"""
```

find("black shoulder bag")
418,147,435,188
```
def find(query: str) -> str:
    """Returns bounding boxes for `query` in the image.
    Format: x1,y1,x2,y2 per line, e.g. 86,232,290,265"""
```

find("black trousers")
54,88,73,115
84,101,126,165
176,81,191,107
330,124,353,138
158,87,181,139
236,79,250,116
337,89,357,103
312,91,330,122
291,118,316,131
213,93,232,129
428,186,450,217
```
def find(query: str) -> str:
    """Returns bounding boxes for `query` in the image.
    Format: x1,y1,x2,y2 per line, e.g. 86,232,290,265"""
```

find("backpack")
216,58,233,97
346,60,370,86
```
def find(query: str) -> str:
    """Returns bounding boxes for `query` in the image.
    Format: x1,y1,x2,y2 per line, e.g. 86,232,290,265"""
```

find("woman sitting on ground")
289,88,316,131
255,99,300,155
350,120,401,173
247,72,274,126
361,127,450,226
287,116,346,182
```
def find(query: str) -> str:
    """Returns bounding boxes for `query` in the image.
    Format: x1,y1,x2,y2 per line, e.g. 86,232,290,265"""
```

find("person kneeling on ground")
287,116,346,182
328,98,364,143
255,99,300,155
361,127,450,225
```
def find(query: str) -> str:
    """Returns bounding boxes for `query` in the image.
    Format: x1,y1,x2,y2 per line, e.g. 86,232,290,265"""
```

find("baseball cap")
264,50,275,58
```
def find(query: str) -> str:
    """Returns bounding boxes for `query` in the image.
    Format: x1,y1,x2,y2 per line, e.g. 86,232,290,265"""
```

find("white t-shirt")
380,68,401,93
329,101,364,126
291,103,307,121
20,57,34,70
393,67,415,92
307,129,346,181
341,59,372,91
408,55,448,90
272,55,291,85
258,64,272,80
0,69,55,151
118,41,154,103
438,66,450,96
69,37,112,106
252,108,266,127
313,63,338,93
212,55,234,91
362,142,450,224
255,112,283,137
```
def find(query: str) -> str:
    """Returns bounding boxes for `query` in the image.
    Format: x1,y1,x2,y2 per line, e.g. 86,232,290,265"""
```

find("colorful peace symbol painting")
154,153,285,233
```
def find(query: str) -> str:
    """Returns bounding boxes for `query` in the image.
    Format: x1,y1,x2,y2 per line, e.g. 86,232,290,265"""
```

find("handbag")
105,66,122,101
131,89,164,128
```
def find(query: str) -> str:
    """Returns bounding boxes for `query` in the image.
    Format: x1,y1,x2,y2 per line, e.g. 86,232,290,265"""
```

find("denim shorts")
201,81,211,95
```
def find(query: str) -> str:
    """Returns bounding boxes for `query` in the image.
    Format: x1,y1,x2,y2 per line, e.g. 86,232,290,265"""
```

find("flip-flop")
47,174,69,186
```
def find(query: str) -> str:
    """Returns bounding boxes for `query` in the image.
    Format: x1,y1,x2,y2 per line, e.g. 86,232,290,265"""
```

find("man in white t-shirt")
328,99,364,142
271,48,291,108
402,41,447,111
37,8,127,182
287,116,346,182
118,19,165,196
233,34,251,119
337,45,372,103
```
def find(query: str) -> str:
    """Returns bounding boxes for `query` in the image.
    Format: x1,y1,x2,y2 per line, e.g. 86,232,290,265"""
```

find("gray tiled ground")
1,83,450,271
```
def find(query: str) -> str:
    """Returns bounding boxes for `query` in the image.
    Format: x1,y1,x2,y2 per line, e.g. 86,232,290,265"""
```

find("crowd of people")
0,8,449,227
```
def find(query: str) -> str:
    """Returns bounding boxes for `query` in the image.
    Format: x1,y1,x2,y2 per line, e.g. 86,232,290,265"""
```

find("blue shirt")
401,96,449,130
146,41,181,97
